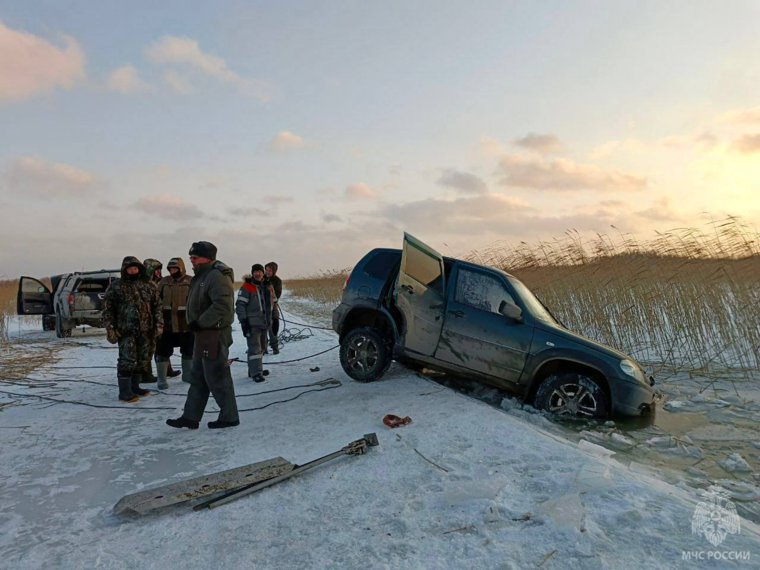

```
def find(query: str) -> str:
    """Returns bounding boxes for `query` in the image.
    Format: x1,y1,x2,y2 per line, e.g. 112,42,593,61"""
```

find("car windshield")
505,275,559,325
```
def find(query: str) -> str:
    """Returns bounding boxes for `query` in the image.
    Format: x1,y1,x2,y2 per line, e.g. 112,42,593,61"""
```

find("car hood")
534,320,633,363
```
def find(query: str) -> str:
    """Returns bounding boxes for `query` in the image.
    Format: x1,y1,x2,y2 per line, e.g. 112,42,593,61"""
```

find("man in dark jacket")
264,261,282,355
236,264,274,382
103,256,163,402
167,241,240,429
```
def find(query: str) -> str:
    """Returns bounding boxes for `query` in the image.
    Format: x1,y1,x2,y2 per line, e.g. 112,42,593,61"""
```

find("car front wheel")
339,326,391,382
534,372,610,419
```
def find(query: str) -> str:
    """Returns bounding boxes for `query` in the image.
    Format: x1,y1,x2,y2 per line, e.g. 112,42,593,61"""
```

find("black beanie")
188,241,217,260
251,263,265,274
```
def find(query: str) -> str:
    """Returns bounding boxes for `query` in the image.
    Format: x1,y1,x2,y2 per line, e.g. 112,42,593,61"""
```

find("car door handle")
448,310,464,318
401,284,414,294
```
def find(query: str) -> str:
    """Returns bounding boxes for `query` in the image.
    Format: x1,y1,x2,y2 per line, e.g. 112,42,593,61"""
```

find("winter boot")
208,419,240,429
155,358,170,390
118,374,138,402
131,374,151,396
252,373,266,383
181,358,194,383
166,417,199,430
168,362,182,378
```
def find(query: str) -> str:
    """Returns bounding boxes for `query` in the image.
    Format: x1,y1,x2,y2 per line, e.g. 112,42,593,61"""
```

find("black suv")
17,270,121,337
333,233,655,418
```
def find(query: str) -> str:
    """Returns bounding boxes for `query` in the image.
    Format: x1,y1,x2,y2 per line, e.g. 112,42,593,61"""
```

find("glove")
240,322,251,337
106,327,120,344
188,321,200,332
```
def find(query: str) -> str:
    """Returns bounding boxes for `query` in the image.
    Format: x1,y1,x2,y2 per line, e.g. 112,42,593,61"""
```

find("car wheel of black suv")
339,326,392,382
534,372,610,419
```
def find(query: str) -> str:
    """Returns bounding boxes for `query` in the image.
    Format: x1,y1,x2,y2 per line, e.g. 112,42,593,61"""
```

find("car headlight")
620,359,641,380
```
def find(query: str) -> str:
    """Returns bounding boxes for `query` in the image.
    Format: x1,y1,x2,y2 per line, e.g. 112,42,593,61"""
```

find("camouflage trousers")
117,334,152,377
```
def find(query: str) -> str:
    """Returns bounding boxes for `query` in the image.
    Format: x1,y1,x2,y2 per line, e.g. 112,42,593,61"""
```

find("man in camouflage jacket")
103,256,163,402
167,241,240,430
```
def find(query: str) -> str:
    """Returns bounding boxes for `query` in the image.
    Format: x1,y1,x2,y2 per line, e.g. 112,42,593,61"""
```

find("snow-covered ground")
1,306,759,569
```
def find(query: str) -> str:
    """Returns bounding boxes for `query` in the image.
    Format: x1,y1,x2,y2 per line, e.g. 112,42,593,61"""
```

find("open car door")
396,233,446,356
17,276,53,316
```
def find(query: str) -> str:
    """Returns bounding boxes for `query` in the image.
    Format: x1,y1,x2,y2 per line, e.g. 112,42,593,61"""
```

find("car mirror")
498,300,523,321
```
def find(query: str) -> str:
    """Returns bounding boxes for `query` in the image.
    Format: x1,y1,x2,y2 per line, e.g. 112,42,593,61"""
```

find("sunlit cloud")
134,194,203,220
345,182,377,200
163,70,192,94
437,169,488,194
514,133,563,154
718,105,760,126
262,196,294,205
497,154,647,192
107,65,149,94
730,134,760,154
0,20,85,101
6,156,100,197
268,131,305,152
145,35,268,100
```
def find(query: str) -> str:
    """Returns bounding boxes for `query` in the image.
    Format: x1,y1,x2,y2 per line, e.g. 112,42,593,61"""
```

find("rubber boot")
131,373,150,396
181,358,193,384
118,374,138,402
156,358,170,390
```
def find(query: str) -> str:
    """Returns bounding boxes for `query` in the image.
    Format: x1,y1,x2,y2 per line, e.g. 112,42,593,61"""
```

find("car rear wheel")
55,316,72,338
339,326,391,382
534,372,610,419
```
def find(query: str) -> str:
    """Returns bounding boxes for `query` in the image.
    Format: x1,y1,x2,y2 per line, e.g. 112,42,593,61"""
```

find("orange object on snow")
383,414,412,428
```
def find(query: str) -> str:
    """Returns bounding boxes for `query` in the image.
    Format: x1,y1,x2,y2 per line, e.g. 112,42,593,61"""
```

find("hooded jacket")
102,256,163,335
187,260,235,347
158,257,192,333
235,275,274,330
143,258,163,284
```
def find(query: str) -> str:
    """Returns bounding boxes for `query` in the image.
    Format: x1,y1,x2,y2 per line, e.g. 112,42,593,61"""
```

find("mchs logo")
691,486,741,547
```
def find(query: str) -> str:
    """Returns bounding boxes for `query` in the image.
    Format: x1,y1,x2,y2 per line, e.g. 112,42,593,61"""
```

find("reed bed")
288,218,759,374
468,217,760,373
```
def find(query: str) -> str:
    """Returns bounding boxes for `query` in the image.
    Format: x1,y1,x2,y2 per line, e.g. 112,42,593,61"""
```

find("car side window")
404,245,443,294
455,268,515,314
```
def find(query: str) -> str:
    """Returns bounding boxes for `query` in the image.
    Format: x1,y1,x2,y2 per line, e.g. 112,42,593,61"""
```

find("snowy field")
1,307,759,569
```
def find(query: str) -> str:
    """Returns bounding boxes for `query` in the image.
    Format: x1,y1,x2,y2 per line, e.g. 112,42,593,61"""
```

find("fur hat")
188,241,217,260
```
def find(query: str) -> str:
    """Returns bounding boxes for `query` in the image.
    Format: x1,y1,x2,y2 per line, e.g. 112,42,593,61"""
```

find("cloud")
268,131,305,152
0,20,85,101
436,169,488,194
6,156,100,197
730,134,760,154
718,106,760,125
322,213,342,223
134,194,203,220
163,70,192,94
227,206,270,217
497,154,647,192
479,136,509,157
514,133,562,154
262,196,294,205
345,183,377,200
380,194,533,235
145,35,268,99
107,65,149,94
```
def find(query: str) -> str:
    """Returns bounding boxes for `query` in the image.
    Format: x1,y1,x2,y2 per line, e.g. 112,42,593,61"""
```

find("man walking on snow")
155,257,194,389
166,242,240,430
236,264,274,383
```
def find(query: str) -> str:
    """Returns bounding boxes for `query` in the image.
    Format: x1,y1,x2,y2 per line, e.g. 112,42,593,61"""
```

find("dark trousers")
269,304,280,349
156,331,194,358
246,329,266,377
182,341,239,423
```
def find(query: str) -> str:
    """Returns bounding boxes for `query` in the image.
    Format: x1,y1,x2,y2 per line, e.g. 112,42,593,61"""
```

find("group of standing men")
102,241,282,430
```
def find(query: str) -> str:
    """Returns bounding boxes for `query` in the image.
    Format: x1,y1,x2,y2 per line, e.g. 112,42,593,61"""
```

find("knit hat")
188,241,217,260
167,257,182,269
251,263,265,274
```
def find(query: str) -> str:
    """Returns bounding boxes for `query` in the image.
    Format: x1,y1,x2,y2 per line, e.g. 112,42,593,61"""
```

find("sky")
1,0,759,279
